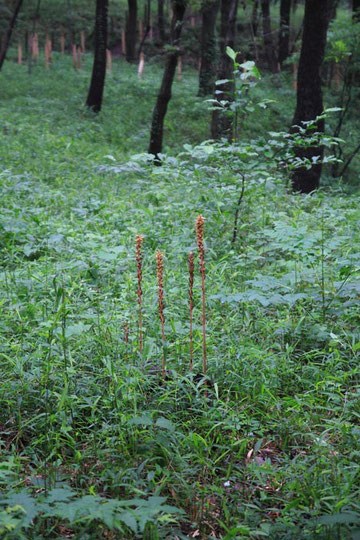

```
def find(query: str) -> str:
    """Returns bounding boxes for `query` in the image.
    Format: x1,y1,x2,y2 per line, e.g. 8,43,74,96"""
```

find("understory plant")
208,46,262,142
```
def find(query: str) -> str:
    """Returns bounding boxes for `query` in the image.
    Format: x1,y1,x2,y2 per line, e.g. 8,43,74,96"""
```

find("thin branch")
338,140,360,177
290,21,303,55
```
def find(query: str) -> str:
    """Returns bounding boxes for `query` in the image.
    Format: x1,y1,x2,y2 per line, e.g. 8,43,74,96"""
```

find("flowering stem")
195,215,206,375
136,235,144,355
156,250,166,379
188,252,194,372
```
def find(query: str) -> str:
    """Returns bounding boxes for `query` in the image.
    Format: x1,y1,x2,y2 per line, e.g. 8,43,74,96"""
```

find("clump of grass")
195,215,207,375
136,234,144,355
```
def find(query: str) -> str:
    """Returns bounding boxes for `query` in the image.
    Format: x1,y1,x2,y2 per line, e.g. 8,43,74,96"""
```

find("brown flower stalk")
124,321,129,345
136,235,144,354
188,252,194,372
156,250,166,379
124,320,129,361
195,215,207,375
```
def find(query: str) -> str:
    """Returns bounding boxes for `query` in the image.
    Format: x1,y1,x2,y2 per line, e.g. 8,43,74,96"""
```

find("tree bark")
210,0,238,140
138,0,151,56
158,0,166,42
0,0,24,71
86,0,108,113
66,0,74,45
198,0,220,96
261,0,277,73
251,0,259,37
278,0,290,65
148,0,187,161
126,0,137,62
291,0,329,193
327,0,338,24
353,0,360,21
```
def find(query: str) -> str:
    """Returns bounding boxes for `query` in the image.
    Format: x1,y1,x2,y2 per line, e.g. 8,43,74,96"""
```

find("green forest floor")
0,55,360,539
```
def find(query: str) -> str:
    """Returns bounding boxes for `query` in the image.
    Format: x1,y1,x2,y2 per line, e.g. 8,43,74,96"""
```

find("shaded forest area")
0,0,360,538
1,0,360,187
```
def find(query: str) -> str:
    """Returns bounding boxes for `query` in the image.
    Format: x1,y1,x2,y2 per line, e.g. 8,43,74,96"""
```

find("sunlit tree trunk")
291,0,329,193
86,0,108,112
278,0,290,66
126,0,137,62
0,0,24,71
198,0,220,96
148,0,187,161
261,0,277,73
210,0,238,139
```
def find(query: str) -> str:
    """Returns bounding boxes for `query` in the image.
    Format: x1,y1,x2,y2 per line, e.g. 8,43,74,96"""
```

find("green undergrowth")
0,56,360,539
0,53,210,162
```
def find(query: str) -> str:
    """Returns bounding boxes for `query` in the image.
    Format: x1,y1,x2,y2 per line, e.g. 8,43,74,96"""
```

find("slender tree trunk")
24,29,28,55
261,0,277,73
251,0,259,36
158,0,166,42
291,0,329,193
126,0,137,62
138,0,151,56
198,0,220,96
327,0,338,23
86,0,108,113
0,0,24,71
66,0,74,46
211,0,238,140
27,0,41,74
353,0,360,21
219,0,232,55
148,0,187,161
278,0,290,65
250,0,259,61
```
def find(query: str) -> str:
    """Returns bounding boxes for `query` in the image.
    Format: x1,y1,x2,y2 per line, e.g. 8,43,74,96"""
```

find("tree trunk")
291,0,329,193
148,0,187,161
198,0,220,96
278,0,290,65
353,0,360,21
251,0,259,37
126,0,137,62
138,0,151,56
86,0,108,113
66,0,74,45
158,0,166,42
327,0,338,23
210,0,238,140
0,0,24,71
261,0,277,73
